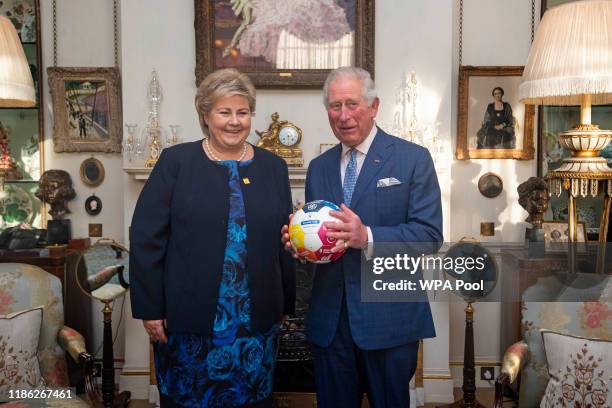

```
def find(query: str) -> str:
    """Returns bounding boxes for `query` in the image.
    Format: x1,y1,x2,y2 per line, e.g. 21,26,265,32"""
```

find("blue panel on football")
302,200,340,213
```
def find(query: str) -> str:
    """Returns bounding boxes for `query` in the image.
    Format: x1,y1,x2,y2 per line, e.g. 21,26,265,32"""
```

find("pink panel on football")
317,225,336,246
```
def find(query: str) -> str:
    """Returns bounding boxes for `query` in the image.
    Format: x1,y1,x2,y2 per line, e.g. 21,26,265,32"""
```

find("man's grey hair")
323,66,377,108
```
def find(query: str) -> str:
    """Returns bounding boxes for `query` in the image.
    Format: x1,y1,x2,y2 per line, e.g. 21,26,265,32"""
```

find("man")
283,67,442,407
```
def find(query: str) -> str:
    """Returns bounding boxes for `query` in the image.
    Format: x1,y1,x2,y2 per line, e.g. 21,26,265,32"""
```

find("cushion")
0,307,46,402
518,275,612,406
541,330,611,408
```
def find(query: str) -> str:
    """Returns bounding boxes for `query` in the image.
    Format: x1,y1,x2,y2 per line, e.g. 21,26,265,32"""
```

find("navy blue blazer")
129,141,296,335
305,129,443,349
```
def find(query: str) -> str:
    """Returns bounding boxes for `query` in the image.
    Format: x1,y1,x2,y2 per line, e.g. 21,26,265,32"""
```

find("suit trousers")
311,292,419,408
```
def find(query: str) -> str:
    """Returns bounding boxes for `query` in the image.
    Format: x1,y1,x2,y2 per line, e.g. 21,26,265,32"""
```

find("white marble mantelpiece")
123,167,152,182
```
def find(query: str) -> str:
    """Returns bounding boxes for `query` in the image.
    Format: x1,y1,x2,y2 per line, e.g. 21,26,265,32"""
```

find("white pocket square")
376,177,402,188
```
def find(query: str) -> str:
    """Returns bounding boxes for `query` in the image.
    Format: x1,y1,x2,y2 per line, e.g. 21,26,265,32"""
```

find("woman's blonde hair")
194,68,256,136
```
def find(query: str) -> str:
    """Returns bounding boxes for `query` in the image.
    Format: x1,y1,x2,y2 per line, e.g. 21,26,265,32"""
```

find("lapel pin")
243,178,250,185
374,159,381,164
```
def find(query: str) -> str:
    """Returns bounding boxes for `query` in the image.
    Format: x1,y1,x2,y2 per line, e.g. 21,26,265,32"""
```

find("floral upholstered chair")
494,273,611,407
0,263,96,407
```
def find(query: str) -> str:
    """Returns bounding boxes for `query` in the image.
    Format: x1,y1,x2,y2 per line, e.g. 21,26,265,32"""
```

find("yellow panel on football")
289,223,305,251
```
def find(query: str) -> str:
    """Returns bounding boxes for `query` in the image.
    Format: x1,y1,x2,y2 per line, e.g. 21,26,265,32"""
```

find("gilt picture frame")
456,66,535,160
194,0,375,88
47,67,122,153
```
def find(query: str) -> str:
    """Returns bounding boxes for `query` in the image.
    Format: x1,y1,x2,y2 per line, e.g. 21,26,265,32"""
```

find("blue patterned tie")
343,148,358,206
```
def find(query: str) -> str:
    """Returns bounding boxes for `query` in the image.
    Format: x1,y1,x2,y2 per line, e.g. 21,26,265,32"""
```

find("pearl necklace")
204,137,247,162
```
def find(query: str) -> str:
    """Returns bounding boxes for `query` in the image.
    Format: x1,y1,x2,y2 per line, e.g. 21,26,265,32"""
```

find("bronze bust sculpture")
35,170,76,220
517,177,549,229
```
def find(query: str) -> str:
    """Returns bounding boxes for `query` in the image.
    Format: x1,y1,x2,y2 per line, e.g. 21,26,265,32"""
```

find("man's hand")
281,214,299,259
325,204,368,252
143,319,168,344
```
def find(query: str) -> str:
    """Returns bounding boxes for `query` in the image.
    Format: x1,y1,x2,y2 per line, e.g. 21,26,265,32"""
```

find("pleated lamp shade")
519,0,612,105
0,15,35,107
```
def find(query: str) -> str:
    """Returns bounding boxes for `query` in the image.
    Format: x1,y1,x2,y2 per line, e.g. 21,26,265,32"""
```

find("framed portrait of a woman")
456,66,535,160
195,0,374,88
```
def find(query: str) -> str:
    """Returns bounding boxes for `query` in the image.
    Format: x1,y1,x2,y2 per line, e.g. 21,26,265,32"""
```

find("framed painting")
195,0,375,88
542,221,587,253
456,66,535,160
47,67,122,153
80,157,105,187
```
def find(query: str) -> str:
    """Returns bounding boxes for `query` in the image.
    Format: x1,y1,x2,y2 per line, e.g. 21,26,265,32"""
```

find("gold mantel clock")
256,112,303,167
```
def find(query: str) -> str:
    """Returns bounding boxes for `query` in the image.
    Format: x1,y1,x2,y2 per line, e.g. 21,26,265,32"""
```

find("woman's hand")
281,214,299,259
143,319,168,344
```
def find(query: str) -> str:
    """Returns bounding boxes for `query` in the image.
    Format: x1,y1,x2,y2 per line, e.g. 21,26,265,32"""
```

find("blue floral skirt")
154,324,279,407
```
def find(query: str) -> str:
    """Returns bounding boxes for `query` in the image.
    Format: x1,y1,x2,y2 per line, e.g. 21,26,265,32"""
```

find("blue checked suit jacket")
305,128,443,349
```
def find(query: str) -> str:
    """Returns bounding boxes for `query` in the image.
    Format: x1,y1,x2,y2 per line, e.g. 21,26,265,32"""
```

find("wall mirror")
0,0,44,231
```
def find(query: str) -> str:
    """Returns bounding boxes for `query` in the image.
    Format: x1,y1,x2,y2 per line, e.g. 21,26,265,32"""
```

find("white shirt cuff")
365,226,374,260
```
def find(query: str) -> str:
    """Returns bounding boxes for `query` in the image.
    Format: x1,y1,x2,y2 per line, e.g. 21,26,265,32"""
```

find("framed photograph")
85,195,102,216
89,223,103,237
194,0,375,88
47,67,122,153
80,157,105,187
542,221,587,253
456,66,535,160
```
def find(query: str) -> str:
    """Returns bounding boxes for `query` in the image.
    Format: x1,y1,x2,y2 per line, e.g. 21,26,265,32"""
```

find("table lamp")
519,0,612,273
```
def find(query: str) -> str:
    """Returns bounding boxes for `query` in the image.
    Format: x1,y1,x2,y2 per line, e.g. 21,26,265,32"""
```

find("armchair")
0,262,96,407
494,273,612,407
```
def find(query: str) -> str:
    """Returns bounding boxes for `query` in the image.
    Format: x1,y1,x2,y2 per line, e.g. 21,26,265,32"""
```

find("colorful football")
289,200,346,264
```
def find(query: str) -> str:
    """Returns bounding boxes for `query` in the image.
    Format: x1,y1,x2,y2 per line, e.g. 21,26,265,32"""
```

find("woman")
476,86,516,149
130,68,295,407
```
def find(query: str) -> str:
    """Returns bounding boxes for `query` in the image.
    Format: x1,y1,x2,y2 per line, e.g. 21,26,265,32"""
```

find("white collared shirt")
340,124,378,182
338,124,378,253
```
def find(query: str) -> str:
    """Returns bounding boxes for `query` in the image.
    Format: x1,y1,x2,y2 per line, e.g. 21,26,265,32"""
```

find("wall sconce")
389,70,444,165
